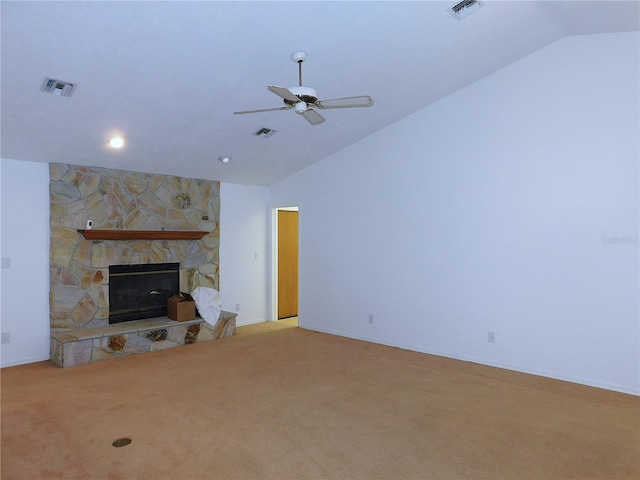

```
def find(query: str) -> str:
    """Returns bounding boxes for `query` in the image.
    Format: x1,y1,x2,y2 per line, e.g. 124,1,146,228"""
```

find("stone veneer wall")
49,163,220,330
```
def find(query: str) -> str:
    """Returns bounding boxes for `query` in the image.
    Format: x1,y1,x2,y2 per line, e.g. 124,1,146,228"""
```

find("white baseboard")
303,324,640,397
236,317,269,327
1,354,51,369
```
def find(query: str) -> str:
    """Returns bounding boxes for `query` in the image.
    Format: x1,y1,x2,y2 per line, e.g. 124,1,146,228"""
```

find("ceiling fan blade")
300,108,325,125
268,85,300,103
315,96,374,109
234,105,293,115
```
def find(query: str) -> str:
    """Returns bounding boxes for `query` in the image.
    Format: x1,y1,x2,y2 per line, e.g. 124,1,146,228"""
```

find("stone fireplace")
49,163,235,367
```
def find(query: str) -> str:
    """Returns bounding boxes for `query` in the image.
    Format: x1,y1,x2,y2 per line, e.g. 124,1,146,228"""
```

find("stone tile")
51,338,64,366
51,226,79,246
50,202,67,219
167,325,187,344
73,239,92,266
98,174,112,195
78,172,101,198
112,181,134,211
90,244,122,268
135,190,158,216
71,293,98,325
50,163,69,181
66,198,87,214
61,339,92,367
149,340,180,351
51,267,80,286
60,210,87,229
50,331,78,342
103,192,120,219
127,334,153,351
123,207,147,229
91,347,122,363
50,181,81,204
216,317,236,338
50,317,78,330
148,174,164,192
197,325,216,342
182,251,207,269
123,175,148,197
85,191,106,219
155,184,173,207
163,175,181,193
122,343,147,356
129,317,172,329
50,285,85,317
166,208,187,229
51,243,76,268
93,336,110,348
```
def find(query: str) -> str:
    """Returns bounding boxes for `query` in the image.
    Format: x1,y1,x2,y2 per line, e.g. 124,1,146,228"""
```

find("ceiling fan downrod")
291,51,307,87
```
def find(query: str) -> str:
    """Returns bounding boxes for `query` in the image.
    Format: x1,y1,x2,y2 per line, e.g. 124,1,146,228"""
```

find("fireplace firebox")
109,263,179,324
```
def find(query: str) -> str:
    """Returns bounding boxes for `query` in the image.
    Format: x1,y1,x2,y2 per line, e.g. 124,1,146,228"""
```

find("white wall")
1,159,51,367
269,32,640,395
219,183,269,325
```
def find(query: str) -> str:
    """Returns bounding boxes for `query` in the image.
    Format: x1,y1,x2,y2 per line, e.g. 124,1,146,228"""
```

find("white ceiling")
2,1,638,186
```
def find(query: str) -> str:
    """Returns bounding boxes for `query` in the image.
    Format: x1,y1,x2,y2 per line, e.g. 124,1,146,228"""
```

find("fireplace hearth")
109,263,179,324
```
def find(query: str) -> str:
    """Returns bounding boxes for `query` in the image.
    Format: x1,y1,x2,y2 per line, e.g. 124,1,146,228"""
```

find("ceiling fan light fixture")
294,101,308,113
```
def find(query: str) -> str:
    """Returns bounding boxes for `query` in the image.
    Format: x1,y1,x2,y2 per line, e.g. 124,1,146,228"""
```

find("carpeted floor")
1,321,638,479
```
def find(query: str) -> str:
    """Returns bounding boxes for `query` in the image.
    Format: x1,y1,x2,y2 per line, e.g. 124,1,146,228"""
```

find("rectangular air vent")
40,77,77,97
450,0,483,20
255,127,276,138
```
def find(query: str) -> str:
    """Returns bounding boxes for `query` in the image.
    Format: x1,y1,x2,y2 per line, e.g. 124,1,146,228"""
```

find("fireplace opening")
109,263,179,324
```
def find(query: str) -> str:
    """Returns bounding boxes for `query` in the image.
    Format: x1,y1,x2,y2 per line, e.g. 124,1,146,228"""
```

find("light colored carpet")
277,317,298,327
1,321,638,479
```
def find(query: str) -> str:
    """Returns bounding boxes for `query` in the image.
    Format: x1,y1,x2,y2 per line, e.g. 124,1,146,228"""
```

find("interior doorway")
276,207,298,323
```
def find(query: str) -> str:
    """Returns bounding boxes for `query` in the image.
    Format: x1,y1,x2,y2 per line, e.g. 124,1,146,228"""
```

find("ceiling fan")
234,51,374,125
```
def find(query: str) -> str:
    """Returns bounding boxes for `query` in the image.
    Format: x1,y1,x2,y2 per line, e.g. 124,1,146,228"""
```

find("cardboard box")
167,293,195,321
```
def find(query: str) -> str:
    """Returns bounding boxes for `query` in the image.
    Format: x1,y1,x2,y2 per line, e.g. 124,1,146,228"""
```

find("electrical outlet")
488,332,495,343
1,332,11,344
1,257,10,269
368,314,374,324
235,303,240,312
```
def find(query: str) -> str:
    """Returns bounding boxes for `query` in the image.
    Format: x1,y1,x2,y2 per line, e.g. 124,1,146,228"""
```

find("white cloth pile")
191,287,222,326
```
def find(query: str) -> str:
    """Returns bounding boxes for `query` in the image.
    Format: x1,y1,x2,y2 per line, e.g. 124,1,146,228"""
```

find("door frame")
271,205,299,322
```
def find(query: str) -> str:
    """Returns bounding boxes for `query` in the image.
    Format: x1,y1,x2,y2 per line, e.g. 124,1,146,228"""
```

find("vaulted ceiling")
2,1,638,185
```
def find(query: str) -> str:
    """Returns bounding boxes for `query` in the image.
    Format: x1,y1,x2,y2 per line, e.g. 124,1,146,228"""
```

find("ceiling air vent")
255,127,276,138
450,0,483,20
40,77,77,97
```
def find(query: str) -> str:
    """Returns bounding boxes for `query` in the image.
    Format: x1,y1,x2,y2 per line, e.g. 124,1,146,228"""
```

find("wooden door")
277,210,298,319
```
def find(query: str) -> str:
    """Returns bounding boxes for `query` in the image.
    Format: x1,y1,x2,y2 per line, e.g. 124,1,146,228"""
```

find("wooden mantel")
77,229,208,240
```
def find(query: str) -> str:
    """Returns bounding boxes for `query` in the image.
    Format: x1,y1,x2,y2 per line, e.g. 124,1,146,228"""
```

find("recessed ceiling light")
109,137,125,149
218,156,231,163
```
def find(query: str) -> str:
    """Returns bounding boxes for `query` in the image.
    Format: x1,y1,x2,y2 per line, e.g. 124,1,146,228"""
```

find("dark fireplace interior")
109,263,179,324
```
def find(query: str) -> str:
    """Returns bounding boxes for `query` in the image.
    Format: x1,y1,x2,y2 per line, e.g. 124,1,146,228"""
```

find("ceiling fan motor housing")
284,86,318,106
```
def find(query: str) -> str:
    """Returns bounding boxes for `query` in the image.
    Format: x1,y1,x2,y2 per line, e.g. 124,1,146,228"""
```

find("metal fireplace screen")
108,263,179,324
